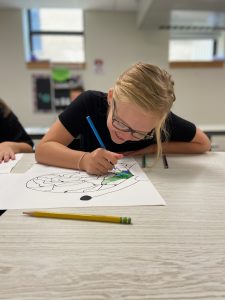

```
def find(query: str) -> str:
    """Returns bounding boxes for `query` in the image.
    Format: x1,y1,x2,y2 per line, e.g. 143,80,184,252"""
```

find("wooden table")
0,153,225,299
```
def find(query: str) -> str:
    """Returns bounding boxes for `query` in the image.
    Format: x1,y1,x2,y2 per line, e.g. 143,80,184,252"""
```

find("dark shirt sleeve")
58,92,88,138
164,112,196,142
59,90,106,138
58,90,111,152
0,110,34,147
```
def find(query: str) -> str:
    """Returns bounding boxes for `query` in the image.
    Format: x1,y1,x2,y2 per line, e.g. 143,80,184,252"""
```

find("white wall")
0,8,224,128
170,68,225,124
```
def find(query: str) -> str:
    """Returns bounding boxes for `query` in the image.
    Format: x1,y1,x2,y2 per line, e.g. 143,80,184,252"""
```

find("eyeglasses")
111,98,154,140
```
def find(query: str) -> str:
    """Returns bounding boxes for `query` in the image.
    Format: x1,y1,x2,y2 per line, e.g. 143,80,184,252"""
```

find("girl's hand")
0,142,16,163
80,148,123,175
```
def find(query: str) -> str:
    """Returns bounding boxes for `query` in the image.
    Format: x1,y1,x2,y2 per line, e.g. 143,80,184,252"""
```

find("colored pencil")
86,116,106,149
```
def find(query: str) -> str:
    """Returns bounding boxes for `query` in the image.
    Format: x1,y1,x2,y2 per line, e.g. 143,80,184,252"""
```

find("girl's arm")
161,128,211,154
123,128,211,156
35,120,84,170
35,120,122,174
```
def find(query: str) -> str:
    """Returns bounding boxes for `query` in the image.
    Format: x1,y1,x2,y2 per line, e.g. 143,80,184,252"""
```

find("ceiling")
0,0,138,11
1,0,225,35
139,0,225,29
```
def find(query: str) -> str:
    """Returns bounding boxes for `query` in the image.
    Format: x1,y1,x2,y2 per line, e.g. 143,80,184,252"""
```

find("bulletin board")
33,75,52,112
33,74,83,112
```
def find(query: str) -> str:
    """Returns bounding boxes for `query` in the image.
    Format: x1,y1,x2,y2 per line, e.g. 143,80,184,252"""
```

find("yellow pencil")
23,211,132,224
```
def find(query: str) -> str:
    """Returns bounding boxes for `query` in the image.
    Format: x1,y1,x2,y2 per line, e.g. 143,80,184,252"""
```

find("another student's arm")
123,128,211,156
35,120,123,175
0,142,33,162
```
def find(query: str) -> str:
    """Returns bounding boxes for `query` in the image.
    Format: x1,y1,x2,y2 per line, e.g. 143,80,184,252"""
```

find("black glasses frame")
111,98,155,140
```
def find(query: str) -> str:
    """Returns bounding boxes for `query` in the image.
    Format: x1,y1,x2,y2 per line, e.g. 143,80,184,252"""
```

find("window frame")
27,9,85,67
167,25,225,69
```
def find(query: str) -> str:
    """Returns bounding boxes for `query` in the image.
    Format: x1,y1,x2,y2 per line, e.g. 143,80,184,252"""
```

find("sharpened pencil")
23,211,132,224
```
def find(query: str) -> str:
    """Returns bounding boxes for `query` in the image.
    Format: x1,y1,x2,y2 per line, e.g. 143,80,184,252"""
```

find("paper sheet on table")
0,157,165,209
0,153,23,174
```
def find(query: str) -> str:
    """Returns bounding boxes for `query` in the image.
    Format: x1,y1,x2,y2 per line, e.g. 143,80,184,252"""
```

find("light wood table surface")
0,153,225,299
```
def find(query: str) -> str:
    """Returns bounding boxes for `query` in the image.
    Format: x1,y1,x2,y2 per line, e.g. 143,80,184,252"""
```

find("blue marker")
86,116,106,149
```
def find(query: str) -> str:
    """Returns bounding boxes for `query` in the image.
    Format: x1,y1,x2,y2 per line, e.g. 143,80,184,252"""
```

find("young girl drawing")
36,62,211,175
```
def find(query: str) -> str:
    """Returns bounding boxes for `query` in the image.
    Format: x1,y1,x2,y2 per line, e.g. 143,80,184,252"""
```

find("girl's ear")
107,89,113,105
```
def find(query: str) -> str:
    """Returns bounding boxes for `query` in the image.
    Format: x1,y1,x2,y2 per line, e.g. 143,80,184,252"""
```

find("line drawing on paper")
26,161,143,201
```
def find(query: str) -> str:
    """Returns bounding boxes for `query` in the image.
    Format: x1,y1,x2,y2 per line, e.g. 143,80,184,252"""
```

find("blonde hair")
113,62,176,161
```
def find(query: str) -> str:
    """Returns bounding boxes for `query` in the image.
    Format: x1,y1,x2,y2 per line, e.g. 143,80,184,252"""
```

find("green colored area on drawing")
103,170,133,184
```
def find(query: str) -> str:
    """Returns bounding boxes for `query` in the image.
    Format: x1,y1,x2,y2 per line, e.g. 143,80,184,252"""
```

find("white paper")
0,157,165,209
0,153,23,174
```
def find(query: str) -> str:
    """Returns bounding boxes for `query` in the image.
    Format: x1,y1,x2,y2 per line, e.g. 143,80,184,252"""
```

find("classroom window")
169,39,215,62
27,9,85,63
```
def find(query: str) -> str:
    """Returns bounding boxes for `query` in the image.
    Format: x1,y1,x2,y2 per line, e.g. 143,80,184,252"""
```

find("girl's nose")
120,131,136,141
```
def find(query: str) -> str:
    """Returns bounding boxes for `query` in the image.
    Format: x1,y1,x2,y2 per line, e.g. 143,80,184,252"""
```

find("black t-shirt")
0,109,34,147
59,90,196,152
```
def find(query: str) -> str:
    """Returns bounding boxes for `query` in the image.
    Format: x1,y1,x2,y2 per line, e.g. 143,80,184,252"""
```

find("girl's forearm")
35,141,85,170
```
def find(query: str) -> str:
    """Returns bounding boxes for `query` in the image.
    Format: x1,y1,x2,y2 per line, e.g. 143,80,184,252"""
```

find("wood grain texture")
0,153,225,299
